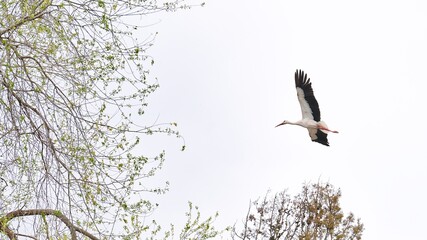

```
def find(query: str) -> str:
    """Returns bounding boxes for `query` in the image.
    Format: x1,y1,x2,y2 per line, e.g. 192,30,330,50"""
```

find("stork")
276,70,338,146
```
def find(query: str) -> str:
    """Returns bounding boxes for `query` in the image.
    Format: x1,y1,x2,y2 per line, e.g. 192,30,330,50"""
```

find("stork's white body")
294,118,318,129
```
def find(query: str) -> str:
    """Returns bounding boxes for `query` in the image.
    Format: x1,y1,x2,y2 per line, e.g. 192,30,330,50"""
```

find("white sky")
135,1,427,239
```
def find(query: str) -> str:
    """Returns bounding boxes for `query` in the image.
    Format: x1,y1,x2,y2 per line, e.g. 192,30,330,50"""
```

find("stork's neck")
288,120,304,126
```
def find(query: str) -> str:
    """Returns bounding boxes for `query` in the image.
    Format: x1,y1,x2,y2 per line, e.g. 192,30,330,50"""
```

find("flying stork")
275,70,338,146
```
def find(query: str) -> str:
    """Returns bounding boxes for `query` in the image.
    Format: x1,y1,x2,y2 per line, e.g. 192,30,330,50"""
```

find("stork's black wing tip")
295,69,307,75
295,69,304,78
295,69,310,87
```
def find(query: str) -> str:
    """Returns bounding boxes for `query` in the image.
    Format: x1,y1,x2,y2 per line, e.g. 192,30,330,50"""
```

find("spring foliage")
0,0,216,239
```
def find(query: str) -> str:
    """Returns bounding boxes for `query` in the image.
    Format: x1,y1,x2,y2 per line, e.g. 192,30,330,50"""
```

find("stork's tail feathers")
318,121,329,134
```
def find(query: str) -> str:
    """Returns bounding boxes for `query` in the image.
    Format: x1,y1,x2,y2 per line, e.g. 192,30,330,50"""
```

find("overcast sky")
135,1,427,239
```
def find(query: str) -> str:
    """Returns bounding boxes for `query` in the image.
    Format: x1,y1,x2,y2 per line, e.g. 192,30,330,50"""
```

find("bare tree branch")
0,209,100,240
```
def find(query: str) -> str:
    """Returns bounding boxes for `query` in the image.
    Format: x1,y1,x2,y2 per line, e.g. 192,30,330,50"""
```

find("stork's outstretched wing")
295,70,321,121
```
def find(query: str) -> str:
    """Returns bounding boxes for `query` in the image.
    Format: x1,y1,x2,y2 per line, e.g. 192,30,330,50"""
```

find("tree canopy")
233,182,364,240
0,0,216,239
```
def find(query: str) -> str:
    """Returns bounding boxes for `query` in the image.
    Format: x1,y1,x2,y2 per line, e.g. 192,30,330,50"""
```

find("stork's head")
275,120,289,127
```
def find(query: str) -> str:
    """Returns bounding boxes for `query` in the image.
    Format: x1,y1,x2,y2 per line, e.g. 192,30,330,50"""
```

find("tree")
233,183,364,240
0,0,217,239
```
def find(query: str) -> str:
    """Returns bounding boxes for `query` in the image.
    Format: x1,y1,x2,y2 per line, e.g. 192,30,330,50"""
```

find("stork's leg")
318,126,339,134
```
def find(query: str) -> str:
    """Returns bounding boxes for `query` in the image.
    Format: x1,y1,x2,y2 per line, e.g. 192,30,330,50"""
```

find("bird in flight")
276,70,338,146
